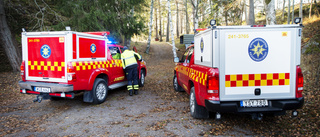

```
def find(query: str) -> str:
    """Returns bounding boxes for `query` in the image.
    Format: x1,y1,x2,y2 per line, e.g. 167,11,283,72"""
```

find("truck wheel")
173,74,184,92
190,87,209,119
139,70,145,87
92,78,108,104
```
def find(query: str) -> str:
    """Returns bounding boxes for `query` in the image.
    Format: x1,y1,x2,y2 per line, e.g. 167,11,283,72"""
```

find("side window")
186,47,194,63
120,47,124,53
109,46,121,59
180,48,190,62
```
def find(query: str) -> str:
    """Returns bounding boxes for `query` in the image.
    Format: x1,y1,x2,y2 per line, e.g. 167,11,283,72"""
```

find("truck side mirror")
174,57,180,63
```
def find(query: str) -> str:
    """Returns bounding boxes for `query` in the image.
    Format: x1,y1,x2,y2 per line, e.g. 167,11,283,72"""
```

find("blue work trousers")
124,64,139,91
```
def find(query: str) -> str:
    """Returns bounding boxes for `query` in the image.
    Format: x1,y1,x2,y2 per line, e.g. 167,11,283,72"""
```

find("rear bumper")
19,81,73,93
205,97,304,113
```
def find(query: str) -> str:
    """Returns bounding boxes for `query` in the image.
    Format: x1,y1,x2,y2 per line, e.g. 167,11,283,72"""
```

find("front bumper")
205,97,304,113
18,81,73,93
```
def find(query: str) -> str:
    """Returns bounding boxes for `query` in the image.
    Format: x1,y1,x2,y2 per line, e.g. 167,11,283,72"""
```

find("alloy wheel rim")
141,73,145,85
174,76,178,90
190,92,195,114
96,83,106,100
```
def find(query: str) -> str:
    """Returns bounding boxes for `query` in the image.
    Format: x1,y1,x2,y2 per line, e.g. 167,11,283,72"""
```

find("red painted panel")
27,37,65,79
79,37,105,58
73,34,77,59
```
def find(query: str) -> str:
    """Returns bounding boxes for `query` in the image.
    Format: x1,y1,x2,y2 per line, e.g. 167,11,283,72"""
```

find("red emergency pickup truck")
19,30,147,104
173,24,304,120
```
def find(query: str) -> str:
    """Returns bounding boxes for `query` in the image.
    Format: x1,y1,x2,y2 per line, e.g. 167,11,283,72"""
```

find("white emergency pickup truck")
173,22,304,120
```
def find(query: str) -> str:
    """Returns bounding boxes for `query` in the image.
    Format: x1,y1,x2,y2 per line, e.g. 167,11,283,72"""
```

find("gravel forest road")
0,42,313,136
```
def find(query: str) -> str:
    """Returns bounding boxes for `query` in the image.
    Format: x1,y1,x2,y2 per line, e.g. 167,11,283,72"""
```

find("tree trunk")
314,0,320,17
248,0,255,25
185,0,189,34
225,9,228,26
180,9,183,34
287,0,291,24
124,36,131,48
292,0,295,24
282,0,286,21
245,0,248,25
166,12,170,42
309,0,313,18
176,0,179,38
145,0,154,54
191,0,199,32
155,7,159,39
167,0,177,58
0,0,21,72
266,0,276,25
159,0,163,42
299,0,303,23
240,0,245,25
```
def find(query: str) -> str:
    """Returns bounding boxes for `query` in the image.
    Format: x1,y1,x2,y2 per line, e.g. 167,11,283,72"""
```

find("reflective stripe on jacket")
121,50,141,69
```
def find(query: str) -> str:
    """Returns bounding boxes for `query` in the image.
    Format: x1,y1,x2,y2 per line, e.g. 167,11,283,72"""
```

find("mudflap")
83,91,93,103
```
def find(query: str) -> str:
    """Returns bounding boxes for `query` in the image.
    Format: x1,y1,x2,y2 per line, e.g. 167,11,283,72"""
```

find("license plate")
34,87,51,93
240,99,268,107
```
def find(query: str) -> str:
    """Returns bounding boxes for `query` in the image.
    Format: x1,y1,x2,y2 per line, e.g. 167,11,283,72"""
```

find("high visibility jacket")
121,50,141,69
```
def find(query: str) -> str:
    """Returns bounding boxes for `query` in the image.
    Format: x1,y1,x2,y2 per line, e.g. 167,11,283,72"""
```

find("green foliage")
53,0,147,41
4,0,147,43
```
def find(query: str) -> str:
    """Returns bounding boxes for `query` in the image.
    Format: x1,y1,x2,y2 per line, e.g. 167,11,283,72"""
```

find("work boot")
129,90,133,96
134,90,138,95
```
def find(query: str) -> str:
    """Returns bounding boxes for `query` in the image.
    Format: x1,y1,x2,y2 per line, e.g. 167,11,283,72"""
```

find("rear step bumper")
205,97,304,113
19,81,73,93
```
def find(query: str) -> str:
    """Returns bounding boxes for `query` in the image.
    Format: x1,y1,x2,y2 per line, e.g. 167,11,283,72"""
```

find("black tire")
139,70,145,87
173,74,184,92
92,78,108,104
190,87,209,119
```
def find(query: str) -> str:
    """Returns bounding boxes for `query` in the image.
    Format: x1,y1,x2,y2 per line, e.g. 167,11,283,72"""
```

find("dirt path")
0,42,316,136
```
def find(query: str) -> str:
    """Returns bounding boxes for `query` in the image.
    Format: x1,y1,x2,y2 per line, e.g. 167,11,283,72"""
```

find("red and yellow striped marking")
72,60,122,71
28,61,65,71
179,66,208,86
225,73,290,87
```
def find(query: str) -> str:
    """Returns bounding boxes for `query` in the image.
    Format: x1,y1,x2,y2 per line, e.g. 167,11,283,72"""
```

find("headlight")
141,60,146,65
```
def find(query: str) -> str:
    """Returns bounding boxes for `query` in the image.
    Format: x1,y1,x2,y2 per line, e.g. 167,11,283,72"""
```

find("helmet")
123,46,128,51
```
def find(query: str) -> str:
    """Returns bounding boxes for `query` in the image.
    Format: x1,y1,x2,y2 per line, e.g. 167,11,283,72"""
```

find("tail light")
67,62,76,82
296,66,303,98
20,61,26,81
207,70,219,101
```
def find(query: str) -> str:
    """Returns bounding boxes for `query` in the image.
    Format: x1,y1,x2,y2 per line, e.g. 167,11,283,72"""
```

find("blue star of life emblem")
200,37,204,53
248,38,268,62
40,44,51,59
90,44,96,53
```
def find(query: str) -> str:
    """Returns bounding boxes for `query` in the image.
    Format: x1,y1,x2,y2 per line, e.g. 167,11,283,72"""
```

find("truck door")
108,46,126,83
177,46,194,91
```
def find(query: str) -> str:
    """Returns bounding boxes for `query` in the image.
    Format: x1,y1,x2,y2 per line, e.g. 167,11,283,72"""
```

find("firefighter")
121,46,142,96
